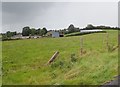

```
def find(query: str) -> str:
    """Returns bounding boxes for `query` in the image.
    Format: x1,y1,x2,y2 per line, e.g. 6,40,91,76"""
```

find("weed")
71,54,77,62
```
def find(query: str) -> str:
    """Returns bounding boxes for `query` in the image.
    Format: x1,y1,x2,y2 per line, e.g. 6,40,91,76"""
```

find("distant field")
2,30,118,85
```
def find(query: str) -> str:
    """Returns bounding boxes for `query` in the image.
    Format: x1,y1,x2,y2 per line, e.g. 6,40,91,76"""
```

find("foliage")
2,31,17,41
83,24,120,30
71,54,77,62
2,34,8,41
6,31,16,38
22,27,48,36
30,28,36,36
68,24,75,33
22,26,31,36
86,24,94,29
42,27,47,35
67,24,80,33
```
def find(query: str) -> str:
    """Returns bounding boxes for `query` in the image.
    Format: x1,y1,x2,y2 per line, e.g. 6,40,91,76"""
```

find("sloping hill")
2,30,118,85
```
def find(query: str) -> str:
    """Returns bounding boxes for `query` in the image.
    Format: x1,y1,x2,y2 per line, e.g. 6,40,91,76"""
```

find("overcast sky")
1,1,119,33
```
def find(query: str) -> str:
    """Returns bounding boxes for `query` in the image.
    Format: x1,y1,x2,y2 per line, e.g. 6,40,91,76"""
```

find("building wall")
51,31,59,38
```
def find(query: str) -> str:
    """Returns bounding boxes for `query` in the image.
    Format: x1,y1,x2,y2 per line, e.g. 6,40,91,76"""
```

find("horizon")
0,24,119,34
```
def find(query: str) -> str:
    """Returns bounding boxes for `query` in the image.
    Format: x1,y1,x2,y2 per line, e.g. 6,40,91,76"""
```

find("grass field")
2,30,118,85
0,35,2,86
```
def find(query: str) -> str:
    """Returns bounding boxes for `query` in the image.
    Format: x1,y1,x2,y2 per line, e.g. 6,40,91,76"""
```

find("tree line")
1,24,120,41
22,26,47,36
50,24,80,34
83,24,120,30
1,26,48,41
2,31,17,40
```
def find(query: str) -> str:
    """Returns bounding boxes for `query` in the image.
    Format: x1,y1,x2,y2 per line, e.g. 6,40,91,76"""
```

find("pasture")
0,36,1,85
2,30,118,85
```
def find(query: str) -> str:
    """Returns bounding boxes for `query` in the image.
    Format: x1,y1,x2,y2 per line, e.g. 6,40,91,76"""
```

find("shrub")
71,54,77,62
50,72,56,79
50,60,64,69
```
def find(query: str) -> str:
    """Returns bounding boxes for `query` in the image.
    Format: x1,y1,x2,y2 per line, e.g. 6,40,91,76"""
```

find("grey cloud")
2,2,53,14
2,2,54,25
118,1,120,27
2,2,118,33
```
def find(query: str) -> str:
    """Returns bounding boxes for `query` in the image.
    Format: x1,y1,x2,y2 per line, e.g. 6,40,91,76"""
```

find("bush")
50,60,64,69
50,72,56,79
71,54,77,62
2,34,9,41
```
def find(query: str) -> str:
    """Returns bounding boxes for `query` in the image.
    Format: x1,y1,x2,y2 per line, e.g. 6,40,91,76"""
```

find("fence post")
106,33,109,51
47,51,59,65
80,37,83,55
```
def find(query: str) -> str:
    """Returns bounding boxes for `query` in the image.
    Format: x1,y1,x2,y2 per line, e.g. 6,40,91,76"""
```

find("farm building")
80,29,103,33
51,31,59,38
46,31,64,38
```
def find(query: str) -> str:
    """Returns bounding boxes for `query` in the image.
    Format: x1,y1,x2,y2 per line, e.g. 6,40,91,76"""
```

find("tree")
2,34,8,41
22,26,31,36
13,31,17,35
6,31,12,37
67,24,80,33
30,28,36,36
36,28,40,35
42,27,47,35
67,24,75,33
74,28,80,32
11,31,17,36
36,27,47,36
37,28,43,36
39,29,44,36
86,24,94,29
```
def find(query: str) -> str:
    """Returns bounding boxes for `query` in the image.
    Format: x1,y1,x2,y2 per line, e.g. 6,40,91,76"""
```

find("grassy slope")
0,37,1,86
2,30,118,85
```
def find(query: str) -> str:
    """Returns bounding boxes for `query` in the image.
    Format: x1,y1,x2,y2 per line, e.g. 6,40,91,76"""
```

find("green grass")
0,37,2,86
65,31,106,37
2,30,118,85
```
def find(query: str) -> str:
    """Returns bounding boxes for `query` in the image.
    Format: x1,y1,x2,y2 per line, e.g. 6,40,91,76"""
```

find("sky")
118,1,120,27
1,0,119,33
